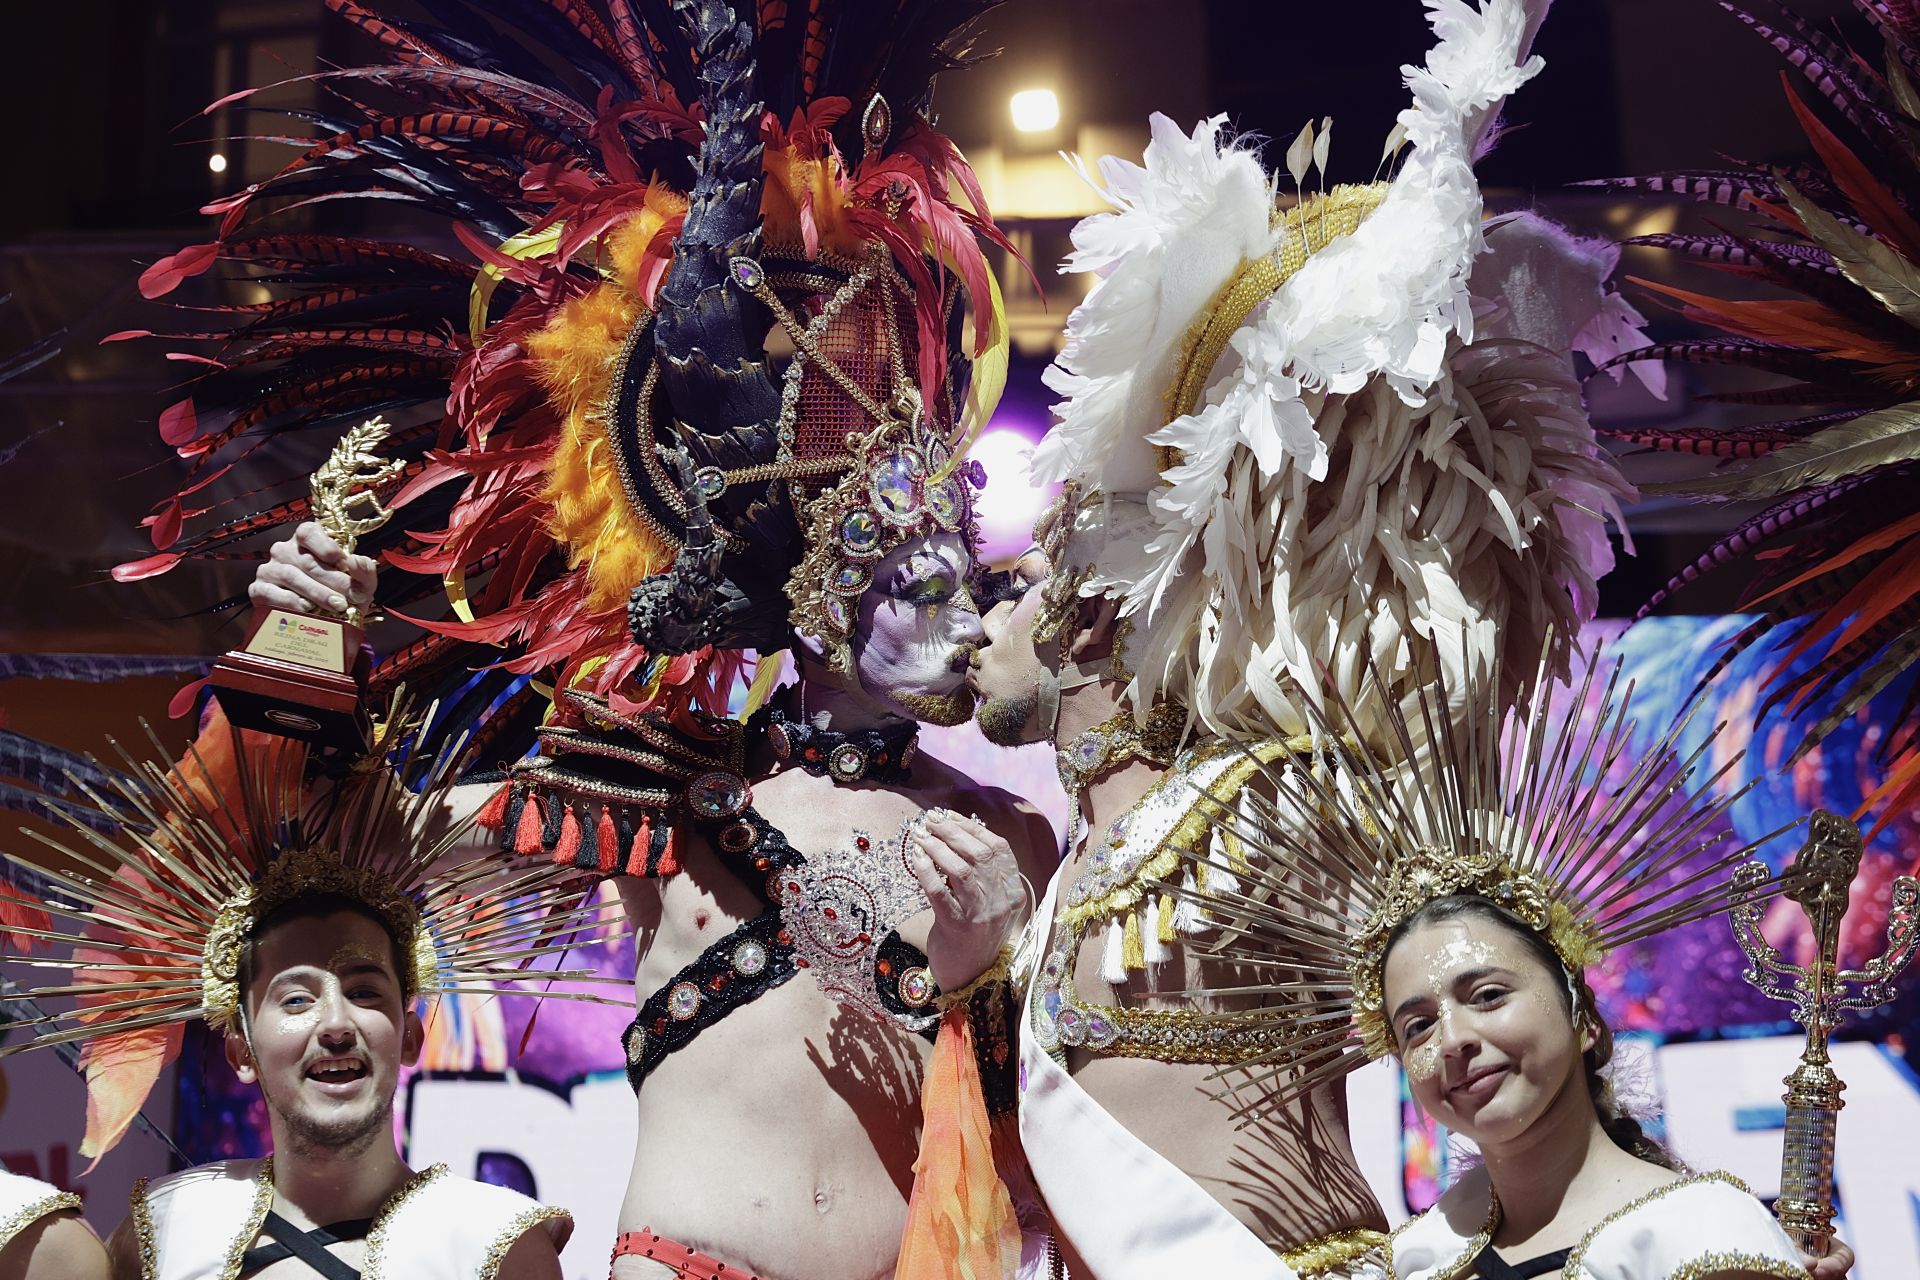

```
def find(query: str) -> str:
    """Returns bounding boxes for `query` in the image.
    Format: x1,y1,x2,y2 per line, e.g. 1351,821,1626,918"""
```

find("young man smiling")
101,896,571,1280
2,732,596,1280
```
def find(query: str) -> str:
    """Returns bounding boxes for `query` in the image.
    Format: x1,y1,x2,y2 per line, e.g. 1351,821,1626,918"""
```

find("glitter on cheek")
1405,1041,1441,1082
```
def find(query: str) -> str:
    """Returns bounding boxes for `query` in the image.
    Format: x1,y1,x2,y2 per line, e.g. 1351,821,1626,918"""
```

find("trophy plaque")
208,417,404,751
1731,809,1918,1254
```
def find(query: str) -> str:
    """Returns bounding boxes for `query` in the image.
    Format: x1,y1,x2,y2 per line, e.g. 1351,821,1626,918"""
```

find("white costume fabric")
0,1168,82,1254
128,1158,570,1280
1016,870,1386,1280
1391,1167,1804,1280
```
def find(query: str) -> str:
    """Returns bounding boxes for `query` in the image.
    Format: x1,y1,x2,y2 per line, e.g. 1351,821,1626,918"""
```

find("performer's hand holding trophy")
1732,810,1918,1257
208,416,400,749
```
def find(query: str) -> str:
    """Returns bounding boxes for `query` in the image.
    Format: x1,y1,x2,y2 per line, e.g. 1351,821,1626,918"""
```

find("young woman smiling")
1383,895,1823,1280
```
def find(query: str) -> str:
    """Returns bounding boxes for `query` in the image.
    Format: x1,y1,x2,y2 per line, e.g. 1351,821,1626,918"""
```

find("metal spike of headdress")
1175,635,1790,1115
0,721,621,1156
120,0,1014,742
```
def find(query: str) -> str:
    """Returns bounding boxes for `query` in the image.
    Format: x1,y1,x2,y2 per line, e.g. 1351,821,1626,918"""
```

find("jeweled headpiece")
1030,0,1643,740
1,720,618,1156
121,0,1012,736
1182,636,1789,1105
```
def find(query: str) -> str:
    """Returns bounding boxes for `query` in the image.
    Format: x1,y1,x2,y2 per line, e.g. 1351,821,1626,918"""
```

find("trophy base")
210,608,370,753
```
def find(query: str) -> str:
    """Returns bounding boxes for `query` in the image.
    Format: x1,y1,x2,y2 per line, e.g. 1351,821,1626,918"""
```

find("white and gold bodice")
128,1158,571,1280
1029,736,1312,1064
1390,1167,1805,1280
0,1168,82,1253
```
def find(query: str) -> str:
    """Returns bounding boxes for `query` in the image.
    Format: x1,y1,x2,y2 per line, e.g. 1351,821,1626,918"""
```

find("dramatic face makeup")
227,909,422,1155
851,532,984,725
1381,914,1589,1149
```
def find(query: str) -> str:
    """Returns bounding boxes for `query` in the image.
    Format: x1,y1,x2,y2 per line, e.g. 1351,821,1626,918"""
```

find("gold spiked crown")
1172,635,1793,1110
1,715,625,1155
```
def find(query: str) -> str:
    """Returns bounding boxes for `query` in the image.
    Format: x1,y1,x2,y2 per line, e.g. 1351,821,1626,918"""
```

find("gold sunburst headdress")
0,716,623,1157
1176,636,1793,1112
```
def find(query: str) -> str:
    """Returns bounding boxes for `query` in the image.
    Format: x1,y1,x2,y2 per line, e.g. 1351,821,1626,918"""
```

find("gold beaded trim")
0,1190,80,1253
1560,1171,1765,1279
1667,1255,1807,1280
478,1205,572,1280
1055,701,1188,801
1385,1174,1496,1280
360,1164,448,1280
140,1159,276,1280
129,1175,157,1280
1277,1226,1390,1277
1093,1001,1311,1066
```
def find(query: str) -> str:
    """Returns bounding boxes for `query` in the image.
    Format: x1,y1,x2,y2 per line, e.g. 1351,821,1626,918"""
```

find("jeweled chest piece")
767,709,918,786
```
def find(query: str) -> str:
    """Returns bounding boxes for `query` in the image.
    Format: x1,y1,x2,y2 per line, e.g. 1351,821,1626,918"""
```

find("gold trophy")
1730,809,1919,1254
207,417,404,750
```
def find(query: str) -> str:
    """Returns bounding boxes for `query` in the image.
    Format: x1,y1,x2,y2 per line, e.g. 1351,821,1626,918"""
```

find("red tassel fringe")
554,805,583,865
475,783,511,830
513,795,545,857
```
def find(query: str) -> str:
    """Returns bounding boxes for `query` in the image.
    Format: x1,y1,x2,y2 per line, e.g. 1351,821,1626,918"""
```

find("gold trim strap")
934,944,1013,1012
1385,1175,1496,1280
0,1190,81,1253
1561,1171,1765,1279
479,1205,573,1280
1278,1226,1390,1278
360,1163,449,1280
129,1176,157,1280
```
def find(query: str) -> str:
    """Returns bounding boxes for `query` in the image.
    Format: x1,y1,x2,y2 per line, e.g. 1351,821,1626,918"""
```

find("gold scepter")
1730,809,1919,1254
207,416,405,749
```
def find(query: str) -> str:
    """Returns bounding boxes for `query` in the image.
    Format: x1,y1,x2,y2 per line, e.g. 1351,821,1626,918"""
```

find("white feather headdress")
1033,0,1647,741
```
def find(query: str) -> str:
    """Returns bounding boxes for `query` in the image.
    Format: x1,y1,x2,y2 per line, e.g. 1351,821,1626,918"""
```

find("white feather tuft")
1041,0,1630,741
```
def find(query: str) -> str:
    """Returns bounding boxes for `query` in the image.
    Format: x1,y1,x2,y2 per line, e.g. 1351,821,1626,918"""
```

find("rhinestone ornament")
869,452,922,526
728,256,765,290
898,966,935,1008
732,939,769,977
666,981,701,1021
840,509,882,556
828,742,870,783
829,562,871,595
686,770,750,819
926,476,966,529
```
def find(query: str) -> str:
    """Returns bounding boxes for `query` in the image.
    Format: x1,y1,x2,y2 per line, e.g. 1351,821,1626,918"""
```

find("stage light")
1010,89,1059,134
208,153,229,174
970,425,1061,562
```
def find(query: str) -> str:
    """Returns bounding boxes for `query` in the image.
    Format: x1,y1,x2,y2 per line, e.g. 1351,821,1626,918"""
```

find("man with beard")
2,734,596,1280
104,898,572,1280
939,2,1690,1274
